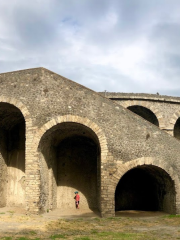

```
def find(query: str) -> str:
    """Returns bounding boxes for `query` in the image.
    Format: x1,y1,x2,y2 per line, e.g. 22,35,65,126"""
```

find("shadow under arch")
174,117,180,140
115,164,176,214
38,121,102,214
127,105,159,126
168,110,180,138
0,102,26,208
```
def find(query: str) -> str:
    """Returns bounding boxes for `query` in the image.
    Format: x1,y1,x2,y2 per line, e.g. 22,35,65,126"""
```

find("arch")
127,105,159,126
33,115,108,161
111,157,180,214
169,111,180,138
0,99,32,209
0,96,33,130
32,115,108,213
120,100,165,129
0,96,34,212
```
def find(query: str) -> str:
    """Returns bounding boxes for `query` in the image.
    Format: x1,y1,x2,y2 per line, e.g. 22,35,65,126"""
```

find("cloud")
0,0,180,96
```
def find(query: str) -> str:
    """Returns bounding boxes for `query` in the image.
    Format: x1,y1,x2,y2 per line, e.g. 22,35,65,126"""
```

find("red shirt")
75,194,80,201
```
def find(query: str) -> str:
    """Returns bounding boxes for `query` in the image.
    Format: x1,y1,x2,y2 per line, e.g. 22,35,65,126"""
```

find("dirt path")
0,208,180,239
0,207,99,234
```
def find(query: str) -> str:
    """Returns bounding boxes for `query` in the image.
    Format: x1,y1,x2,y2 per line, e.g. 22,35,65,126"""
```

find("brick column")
25,127,41,213
100,152,116,217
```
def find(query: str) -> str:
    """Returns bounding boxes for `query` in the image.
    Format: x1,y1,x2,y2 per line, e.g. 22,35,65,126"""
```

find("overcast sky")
1,0,180,96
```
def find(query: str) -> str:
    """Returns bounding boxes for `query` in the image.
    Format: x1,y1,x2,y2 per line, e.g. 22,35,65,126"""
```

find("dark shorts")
76,201,79,204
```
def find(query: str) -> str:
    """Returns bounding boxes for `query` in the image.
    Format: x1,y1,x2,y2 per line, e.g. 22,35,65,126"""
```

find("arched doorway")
174,117,180,140
115,165,175,214
0,103,25,207
38,122,101,213
127,105,159,126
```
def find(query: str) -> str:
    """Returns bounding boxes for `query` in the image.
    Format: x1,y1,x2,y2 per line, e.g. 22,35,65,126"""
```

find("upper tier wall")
99,92,180,136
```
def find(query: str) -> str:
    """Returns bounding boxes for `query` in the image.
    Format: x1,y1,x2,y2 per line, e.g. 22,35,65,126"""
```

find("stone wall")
0,129,8,207
0,68,180,217
99,92,180,138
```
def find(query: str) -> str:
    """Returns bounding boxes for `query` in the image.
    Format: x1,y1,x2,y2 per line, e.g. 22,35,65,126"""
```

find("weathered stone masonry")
100,92,180,138
0,68,180,217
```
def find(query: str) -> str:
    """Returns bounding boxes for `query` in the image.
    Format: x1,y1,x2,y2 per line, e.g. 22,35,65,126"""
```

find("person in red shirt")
74,191,80,209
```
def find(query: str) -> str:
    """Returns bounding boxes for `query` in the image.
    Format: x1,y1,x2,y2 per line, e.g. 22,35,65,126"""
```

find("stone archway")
120,101,164,129
0,96,33,210
32,115,108,214
0,96,33,129
115,165,175,213
127,105,159,126
168,111,180,139
111,157,180,216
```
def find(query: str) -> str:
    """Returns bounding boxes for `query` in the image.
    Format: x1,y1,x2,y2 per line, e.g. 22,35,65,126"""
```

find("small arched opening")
127,105,159,126
115,165,176,214
0,103,25,208
174,117,180,140
38,122,101,213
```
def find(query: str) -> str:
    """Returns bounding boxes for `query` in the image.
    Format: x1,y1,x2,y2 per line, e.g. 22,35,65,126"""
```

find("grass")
50,234,65,239
74,238,91,240
93,232,145,239
1,237,12,240
162,214,180,218
1,213,180,239
28,231,37,235
15,238,40,240
7,211,14,214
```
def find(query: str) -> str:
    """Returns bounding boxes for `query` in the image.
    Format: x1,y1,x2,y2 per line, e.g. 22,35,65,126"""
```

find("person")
74,191,80,209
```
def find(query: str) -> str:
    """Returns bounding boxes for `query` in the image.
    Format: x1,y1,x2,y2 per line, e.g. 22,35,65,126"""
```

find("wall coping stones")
99,92,180,103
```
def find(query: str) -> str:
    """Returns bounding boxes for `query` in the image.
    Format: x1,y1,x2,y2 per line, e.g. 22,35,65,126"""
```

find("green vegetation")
162,214,180,218
1,213,180,239
7,211,14,214
74,237,91,240
1,237,12,240
50,234,65,239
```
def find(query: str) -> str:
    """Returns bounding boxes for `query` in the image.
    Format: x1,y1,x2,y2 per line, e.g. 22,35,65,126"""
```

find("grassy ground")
1,213,180,239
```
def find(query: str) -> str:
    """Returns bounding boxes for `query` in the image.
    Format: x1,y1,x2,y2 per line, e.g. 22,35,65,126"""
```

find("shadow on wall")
115,165,176,214
38,122,101,214
174,117,180,140
0,103,25,208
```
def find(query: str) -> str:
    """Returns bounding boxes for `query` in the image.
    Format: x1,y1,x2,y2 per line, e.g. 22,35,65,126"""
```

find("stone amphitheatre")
0,67,180,218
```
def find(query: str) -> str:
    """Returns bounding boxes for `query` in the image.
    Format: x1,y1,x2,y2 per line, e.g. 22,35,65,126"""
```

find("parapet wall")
99,92,180,137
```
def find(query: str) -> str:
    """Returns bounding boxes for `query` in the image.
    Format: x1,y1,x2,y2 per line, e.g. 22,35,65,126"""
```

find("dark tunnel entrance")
38,122,101,213
0,103,25,208
115,165,176,214
174,117,180,140
127,105,159,126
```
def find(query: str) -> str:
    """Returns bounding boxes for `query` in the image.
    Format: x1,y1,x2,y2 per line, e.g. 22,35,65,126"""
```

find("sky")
0,0,180,96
